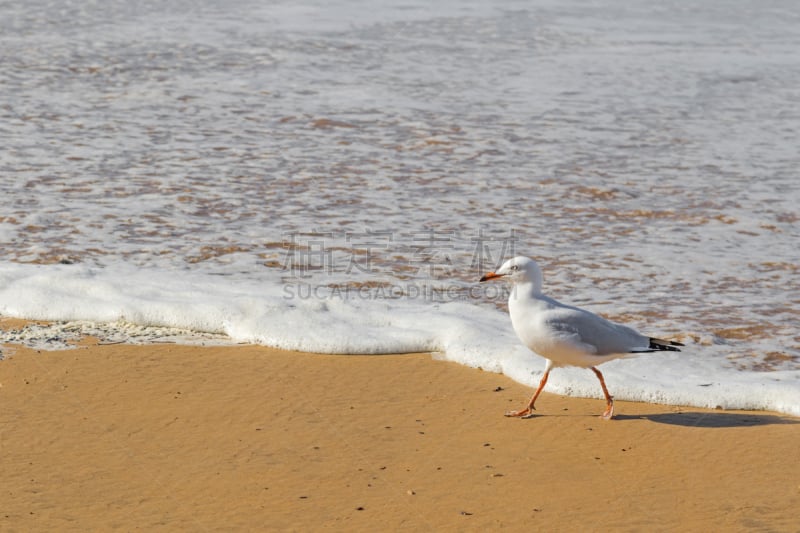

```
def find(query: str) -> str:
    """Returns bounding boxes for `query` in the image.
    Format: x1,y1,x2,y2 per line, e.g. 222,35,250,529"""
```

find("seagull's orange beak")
479,272,505,282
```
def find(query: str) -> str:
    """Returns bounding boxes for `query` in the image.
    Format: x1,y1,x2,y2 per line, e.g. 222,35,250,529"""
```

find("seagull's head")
479,256,542,288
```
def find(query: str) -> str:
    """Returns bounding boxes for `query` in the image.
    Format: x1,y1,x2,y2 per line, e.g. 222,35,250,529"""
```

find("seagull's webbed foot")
504,406,535,418
504,368,550,419
600,399,615,420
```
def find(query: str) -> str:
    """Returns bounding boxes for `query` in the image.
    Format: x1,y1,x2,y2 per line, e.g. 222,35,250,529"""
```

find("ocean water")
1,0,798,415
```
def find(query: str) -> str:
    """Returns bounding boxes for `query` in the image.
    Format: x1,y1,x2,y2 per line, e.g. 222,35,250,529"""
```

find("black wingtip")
649,338,683,352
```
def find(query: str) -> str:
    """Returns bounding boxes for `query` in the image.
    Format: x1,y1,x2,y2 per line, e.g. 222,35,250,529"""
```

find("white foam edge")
1,262,798,417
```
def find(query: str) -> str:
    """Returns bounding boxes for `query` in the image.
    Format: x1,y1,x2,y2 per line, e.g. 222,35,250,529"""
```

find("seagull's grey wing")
545,306,649,356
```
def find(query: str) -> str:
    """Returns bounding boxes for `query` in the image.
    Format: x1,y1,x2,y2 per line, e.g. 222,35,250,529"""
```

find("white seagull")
480,256,682,419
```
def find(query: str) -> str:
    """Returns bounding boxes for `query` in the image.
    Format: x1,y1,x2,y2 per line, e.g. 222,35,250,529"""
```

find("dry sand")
1,333,798,531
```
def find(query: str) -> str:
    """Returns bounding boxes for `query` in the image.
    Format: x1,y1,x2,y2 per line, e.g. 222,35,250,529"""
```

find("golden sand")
1,337,798,531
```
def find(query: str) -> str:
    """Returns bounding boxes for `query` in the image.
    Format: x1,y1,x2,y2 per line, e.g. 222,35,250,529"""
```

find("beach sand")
1,332,798,531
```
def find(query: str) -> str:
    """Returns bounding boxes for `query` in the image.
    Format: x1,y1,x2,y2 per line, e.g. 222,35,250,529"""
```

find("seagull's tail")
648,337,683,352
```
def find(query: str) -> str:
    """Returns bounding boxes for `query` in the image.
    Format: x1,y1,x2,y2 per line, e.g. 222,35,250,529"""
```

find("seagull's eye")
510,265,519,271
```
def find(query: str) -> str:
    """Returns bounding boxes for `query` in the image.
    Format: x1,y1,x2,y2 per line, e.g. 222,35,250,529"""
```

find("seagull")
480,256,682,419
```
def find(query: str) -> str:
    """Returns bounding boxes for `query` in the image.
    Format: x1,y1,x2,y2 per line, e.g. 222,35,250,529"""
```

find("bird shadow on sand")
613,411,799,428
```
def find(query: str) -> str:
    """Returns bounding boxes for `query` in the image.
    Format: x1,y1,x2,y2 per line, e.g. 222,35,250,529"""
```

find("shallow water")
1,0,798,413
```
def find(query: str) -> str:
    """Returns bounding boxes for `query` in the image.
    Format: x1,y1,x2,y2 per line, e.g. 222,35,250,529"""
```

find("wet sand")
1,337,798,531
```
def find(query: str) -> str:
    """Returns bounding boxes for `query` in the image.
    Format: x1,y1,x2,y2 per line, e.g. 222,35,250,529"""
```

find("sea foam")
1,262,797,417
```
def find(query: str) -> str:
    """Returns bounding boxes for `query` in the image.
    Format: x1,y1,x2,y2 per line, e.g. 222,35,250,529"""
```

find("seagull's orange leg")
505,369,550,418
590,366,615,420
